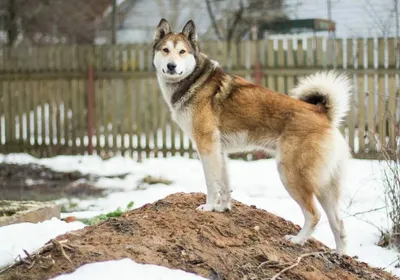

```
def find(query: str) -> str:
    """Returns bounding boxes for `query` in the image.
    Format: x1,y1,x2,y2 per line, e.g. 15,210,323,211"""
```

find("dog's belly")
221,131,276,154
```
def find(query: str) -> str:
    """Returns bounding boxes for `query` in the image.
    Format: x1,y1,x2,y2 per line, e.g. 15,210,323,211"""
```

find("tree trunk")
7,0,18,46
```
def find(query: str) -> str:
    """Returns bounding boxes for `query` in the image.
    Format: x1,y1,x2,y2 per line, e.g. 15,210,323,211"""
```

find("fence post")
87,65,94,155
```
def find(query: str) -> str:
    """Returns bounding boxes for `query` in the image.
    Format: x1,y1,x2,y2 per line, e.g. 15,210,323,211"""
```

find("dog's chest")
171,108,193,137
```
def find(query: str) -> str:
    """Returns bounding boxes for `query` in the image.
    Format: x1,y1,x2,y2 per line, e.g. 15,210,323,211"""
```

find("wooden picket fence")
0,37,399,159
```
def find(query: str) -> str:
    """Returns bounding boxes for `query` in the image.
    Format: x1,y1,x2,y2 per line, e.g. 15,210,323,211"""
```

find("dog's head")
153,19,199,83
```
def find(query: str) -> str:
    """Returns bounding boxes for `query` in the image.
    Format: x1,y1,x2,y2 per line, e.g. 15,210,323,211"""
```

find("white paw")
214,204,231,212
196,204,230,212
284,234,306,245
196,204,217,212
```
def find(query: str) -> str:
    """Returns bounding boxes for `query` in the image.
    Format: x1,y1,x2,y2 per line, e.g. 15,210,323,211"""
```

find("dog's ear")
181,20,197,46
154,18,171,45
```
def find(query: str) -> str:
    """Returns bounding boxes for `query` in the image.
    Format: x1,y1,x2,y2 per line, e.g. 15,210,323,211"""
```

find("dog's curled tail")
290,71,352,128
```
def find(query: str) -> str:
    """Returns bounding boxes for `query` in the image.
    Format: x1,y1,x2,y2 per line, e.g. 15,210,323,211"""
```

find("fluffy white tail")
290,71,352,128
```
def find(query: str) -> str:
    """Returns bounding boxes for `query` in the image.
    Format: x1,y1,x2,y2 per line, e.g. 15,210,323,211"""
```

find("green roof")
260,18,336,33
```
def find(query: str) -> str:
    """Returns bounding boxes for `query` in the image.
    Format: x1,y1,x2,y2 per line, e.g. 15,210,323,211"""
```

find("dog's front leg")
197,138,232,212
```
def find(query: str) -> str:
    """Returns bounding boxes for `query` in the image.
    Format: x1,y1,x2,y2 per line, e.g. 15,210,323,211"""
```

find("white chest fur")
171,109,194,138
157,75,194,138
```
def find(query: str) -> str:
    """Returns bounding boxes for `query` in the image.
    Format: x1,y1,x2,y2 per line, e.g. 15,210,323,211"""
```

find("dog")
152,18,351,254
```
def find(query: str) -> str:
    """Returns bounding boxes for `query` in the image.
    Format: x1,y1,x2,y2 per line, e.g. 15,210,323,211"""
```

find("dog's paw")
284,234,306,245
214,204,231,212
196,204,230,212
196,204,217,212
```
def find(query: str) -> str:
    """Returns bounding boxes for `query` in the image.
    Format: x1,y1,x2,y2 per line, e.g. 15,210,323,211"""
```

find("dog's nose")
167,63,177,71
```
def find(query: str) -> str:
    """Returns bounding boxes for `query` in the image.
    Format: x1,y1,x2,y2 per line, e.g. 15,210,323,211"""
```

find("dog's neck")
157,53,219,110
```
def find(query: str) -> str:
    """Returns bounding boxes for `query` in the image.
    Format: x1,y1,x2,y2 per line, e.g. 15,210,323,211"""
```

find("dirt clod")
2,193,398,280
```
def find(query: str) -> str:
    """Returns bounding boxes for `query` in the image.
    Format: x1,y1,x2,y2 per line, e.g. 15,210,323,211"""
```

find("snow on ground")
51,258,206,280
0,218,84,267
0,153,399,277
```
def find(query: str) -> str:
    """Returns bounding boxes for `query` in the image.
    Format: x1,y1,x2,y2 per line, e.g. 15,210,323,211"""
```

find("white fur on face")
153,40,196,83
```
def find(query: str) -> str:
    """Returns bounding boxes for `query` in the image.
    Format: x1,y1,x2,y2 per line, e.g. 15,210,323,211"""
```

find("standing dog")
153,19,351,254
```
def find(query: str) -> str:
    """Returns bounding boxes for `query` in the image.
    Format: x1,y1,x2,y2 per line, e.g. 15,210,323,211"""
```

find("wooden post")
87,65,95,155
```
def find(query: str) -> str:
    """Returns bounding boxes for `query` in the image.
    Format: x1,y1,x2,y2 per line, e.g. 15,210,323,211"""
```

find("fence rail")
0,37,399,159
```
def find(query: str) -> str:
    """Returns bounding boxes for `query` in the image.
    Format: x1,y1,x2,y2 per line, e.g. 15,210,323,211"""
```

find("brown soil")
2,193,398,280
0,163,106,201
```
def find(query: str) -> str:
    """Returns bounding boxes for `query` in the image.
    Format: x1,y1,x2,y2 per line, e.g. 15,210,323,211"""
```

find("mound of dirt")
2,193,398,280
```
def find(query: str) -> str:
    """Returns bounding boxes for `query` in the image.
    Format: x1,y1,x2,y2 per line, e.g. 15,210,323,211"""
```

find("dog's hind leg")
316,177,347,254
277,161,321,244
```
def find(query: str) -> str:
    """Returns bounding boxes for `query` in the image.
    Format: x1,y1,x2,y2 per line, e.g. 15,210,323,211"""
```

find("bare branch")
205,0,224,40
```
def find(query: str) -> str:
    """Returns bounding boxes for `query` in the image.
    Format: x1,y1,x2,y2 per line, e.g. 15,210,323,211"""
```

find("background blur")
0,0,399,44
0,0,399,160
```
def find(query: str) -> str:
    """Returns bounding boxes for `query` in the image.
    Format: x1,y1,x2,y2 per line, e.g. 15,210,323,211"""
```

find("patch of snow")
24,178,46,186
51,258,206,280
0,154,399,276
0,218,85,268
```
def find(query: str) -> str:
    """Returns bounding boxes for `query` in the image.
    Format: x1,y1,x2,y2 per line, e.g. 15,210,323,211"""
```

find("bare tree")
204,0,287,62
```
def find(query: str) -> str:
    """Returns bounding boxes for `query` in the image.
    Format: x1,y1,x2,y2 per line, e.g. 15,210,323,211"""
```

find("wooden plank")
378,38,385,68
267,40,274,68
347,39,354,68
357,75,365,153
159,88,168,158
151,78,160,156
306,38,314,67
69,79,77,152
387,76,397,150
25,80,32,147
347,85,355,153
56,79,62,147
103,79,110,154
135,78,142,156
286,39,294,67
277,40,284,67
33,80,39,148
79,79,86,153
119,78,126,155
111,79,118,154
387,38,396,68
315,37,323,67
94,78,102,154
17,81,24,144
126,78,134,157
63,80,70,149
3,81,10,145
335,39,343,68
377,75,386,147
295,39,304,66
286,39,295,93
367,38,374,68
40,80,46,148
143,78,150,157
357,38,364,69
240,40,246,69
367,75,376,151
47,80,54,148
126,45,133,72
230,41,238,70
9,81,15,143
267,75,276,91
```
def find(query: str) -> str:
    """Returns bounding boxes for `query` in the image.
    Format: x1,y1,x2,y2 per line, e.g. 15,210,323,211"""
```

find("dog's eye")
163,48,169,53
179,50,186,54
